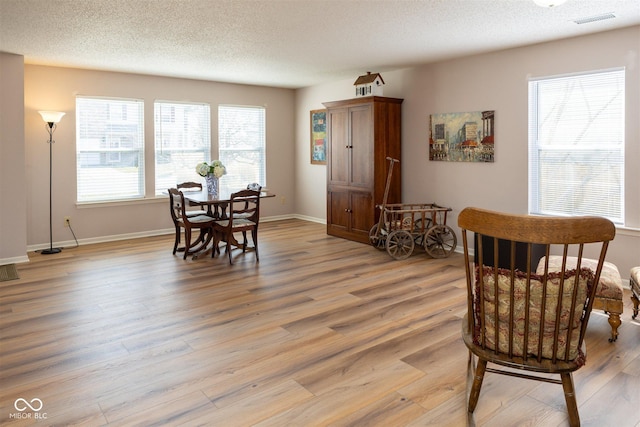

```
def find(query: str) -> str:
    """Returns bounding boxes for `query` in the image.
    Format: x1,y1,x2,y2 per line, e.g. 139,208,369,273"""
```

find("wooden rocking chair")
458,207,615,426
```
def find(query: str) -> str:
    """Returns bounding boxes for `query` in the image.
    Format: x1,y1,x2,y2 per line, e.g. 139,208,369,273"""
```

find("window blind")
528,68,625,224
154,101,211,195
76,97,145,202
218,105,266,193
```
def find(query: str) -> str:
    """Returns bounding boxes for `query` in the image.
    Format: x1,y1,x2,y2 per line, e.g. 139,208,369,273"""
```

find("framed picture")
429,110,495,162
310,109,327,164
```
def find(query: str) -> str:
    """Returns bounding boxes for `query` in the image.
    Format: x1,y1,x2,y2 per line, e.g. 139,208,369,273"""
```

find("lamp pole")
38,111,65,255
41,122,60,254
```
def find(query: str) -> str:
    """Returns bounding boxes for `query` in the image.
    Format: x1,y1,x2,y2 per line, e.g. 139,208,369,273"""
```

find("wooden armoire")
323,96,403,244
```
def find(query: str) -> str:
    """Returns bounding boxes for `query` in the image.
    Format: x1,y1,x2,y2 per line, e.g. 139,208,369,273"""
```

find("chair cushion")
215,218,256,228
180,214,213,224
537,256,623,300
631,266,640,284
474,265,594,364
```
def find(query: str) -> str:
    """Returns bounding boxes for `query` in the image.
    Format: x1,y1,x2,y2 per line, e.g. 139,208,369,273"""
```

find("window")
528,68,625,224
76,97,145,202
154,101,211,195
218,105,266,191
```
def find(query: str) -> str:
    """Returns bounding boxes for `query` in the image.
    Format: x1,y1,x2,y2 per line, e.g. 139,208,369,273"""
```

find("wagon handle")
373,157,400,239
382,158,399,207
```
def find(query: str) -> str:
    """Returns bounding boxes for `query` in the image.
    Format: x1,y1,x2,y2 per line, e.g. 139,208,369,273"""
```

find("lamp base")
41,247,62,255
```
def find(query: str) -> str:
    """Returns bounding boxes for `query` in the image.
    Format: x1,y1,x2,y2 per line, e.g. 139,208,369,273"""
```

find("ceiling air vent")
573,12,616,25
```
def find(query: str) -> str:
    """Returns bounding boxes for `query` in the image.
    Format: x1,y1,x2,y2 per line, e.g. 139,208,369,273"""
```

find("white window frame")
218,105,266,192
76,97,145,203
528,68,625,224
154,101,211,195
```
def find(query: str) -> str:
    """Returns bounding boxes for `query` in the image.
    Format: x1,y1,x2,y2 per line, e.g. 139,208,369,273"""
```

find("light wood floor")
1,219,639,426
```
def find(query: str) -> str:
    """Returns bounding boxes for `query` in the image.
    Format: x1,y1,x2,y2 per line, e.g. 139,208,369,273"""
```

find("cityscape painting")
429,110,495,162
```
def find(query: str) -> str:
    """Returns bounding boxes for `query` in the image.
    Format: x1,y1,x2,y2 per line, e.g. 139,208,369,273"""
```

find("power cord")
66,219,79,248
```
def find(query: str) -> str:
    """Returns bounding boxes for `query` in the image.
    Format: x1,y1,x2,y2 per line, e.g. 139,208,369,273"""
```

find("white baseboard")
0,255,30,266
23,215,314,257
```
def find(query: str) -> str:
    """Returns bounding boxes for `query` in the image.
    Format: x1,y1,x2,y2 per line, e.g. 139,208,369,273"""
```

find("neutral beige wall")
295,26,640,275
23,66,296,249
0,52,28,263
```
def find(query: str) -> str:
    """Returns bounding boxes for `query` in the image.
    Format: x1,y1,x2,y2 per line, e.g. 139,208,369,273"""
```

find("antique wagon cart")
369,158,457,260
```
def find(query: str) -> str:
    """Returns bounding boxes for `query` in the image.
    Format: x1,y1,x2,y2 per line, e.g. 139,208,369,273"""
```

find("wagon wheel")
413,218,432,246
423,225,457,258
386,230,415,260
369,224,387,250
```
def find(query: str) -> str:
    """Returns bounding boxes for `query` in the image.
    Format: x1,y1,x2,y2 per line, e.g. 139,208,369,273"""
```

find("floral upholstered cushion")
537,256,622,300
475,266,595,363
632,266,640,284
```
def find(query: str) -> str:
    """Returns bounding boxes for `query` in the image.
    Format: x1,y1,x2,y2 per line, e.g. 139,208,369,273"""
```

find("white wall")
295,26,640,275
22,66,296,249
2,26,638,274
0,52,28,263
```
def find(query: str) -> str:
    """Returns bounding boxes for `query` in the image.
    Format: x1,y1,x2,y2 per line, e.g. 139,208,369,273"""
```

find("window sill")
76,196,166,209
617,226,640,238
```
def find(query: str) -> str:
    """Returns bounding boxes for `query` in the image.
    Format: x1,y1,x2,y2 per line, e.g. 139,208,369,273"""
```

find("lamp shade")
533,0,567,7
38,111,65,124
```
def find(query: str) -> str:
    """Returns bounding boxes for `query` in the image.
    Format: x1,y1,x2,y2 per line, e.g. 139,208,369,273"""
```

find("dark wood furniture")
177,181,207,216
212,189,261,265
183,189,274,219
458,207,615,427
168,188,217,259
474,234,546,272
323,96,403,244
631,267,640,319
177,181,202,191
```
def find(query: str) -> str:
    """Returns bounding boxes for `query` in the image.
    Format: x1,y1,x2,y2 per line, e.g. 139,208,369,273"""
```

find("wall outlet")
64,216,71,227
280,196,286,205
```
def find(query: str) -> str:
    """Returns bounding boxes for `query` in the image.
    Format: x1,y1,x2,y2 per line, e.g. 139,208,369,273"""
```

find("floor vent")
0,264,19,281
573,12,616,25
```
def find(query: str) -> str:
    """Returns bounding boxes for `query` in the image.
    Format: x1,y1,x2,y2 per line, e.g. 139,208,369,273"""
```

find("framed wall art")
429,110,495,162
310,109,327,164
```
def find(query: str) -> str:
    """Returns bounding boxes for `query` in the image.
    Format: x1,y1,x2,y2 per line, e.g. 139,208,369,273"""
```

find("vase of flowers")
196,160,226,196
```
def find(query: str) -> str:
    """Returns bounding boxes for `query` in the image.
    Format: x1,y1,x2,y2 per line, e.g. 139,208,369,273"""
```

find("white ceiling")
1,0,639,89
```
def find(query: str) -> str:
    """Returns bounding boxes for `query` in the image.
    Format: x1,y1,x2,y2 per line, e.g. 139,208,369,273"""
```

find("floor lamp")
38,111,66,255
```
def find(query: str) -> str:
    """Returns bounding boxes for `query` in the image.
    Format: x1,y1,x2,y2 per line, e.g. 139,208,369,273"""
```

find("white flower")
196,161,227,178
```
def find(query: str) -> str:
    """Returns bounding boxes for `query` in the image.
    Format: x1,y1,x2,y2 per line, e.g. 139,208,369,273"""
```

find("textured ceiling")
1,0,639,88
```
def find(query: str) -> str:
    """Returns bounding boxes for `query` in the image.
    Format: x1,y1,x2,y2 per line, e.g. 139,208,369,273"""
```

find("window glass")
76,97,145,202
528,68,625,224
218,105,266,192
154,101,210,195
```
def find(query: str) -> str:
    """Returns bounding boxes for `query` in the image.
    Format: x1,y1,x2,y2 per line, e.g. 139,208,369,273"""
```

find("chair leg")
252,228,259,262
183,228,192,260
468,357,487,413
226,231,234,265
241,231,248,252
561,373,580,427
172,225,181,255
211,231,219,258
607,311,621,342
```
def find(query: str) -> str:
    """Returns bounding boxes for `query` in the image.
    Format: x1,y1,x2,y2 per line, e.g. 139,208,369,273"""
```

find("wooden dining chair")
212,189,261,264
233,183,263,219
168,188,216,259
177,181,207,216
458,207,615,427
